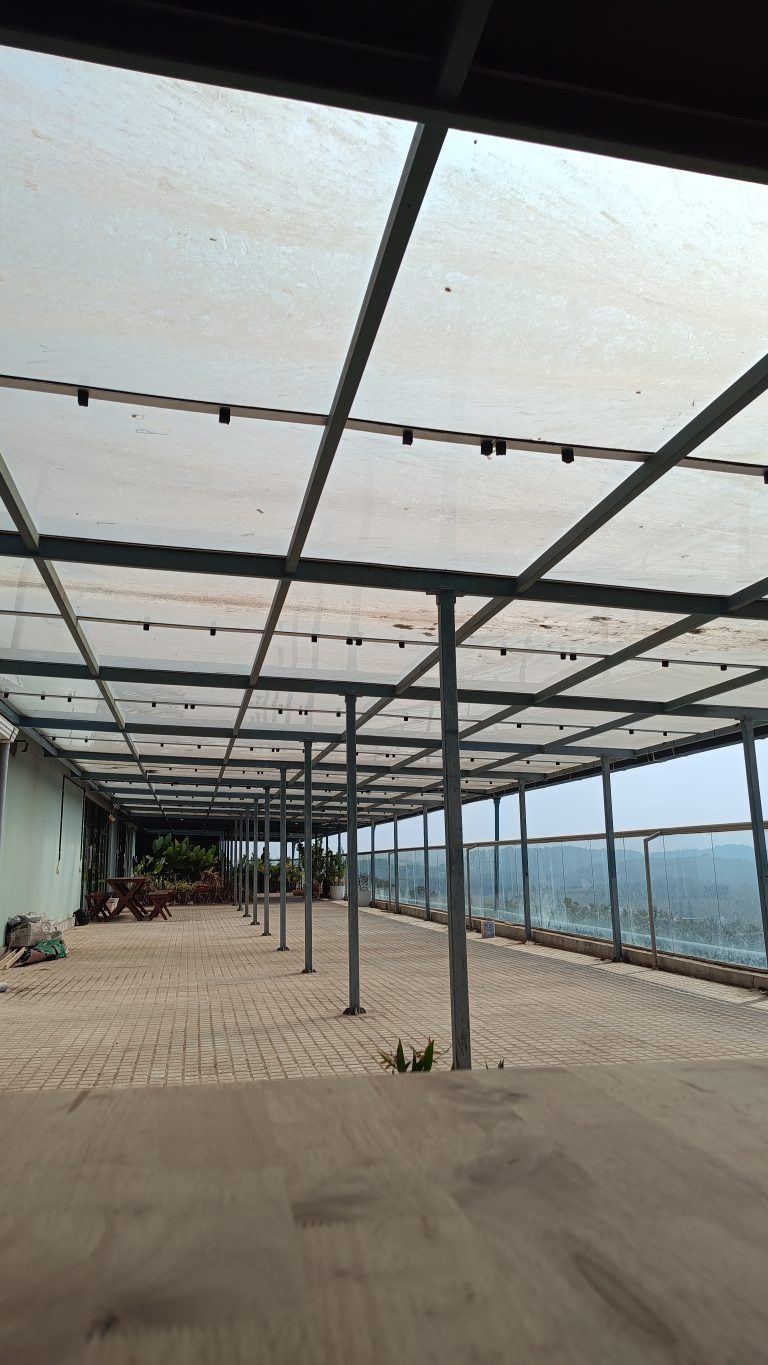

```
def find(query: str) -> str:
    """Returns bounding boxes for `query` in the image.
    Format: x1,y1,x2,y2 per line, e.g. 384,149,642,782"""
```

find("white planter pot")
329,884,346,901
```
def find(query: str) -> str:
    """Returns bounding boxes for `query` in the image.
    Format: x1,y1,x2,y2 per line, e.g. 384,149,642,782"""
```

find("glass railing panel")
529,839,613,940
650,831,767,969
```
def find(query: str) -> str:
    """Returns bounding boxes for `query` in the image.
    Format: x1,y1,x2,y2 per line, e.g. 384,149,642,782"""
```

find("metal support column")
493,795,501,915
518,781,532,941
262,787,272,936
235,818,241,910
601,758,623,962
393,814,400,912
344,694,363,1014
0,742,10,862
303,741,314,972
437,589,471,1071
243,805,251,920
278,770,288,950
643,832,662,968
423,806,431,921
370,822,376,906
255,797,264,922
741,719,768,962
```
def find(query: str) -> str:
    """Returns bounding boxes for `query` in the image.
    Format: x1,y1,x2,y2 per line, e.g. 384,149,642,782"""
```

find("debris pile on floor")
4,917,69,968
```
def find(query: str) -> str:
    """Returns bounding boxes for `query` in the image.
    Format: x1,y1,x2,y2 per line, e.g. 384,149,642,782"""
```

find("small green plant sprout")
378,1038,437,1073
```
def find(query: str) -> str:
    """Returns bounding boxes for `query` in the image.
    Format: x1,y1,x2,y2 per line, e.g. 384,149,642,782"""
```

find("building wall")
0,740,85,943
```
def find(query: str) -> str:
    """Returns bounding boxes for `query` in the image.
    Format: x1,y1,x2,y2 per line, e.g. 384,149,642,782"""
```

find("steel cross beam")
4,529,768,623
205,0,493,819
0,448,164,820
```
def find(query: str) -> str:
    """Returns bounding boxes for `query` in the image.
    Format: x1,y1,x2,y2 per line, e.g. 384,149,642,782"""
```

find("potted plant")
326,849,346,901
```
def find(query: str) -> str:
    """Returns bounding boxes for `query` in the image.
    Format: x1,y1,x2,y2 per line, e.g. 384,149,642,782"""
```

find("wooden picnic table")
105,876,150,920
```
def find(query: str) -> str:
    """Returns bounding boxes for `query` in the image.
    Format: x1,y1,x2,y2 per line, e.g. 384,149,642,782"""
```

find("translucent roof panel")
0,47,414,407
56,562,276,632
279,581,487,644
644,618,768,667
81,620,258,673
2,392,318,552
422,649,579,692
468,600,681,655
692,390,768,465
305,432,628,574
261,634,434,685
0,557,53,613
565,659,753,705
552,466,768,594
353,129,768,449
0,612,82,664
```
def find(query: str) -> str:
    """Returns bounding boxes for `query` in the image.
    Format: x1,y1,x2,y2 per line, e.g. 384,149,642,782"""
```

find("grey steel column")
243,805,251,920
235,818,241,910
393,814,400,912
303,740,314,973
370,821,376,905
493,795,501,915
0,742,10,863
278,770,288,950
601,757,623,962
437,589,471,1071
344,694,364,1014
251,796,260,925
518,781,532,941
423,806,431,921
262,787,272,936
741,719,768,962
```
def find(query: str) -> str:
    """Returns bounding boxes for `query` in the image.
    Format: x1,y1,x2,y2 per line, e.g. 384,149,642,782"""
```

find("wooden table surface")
3,1058,768,1364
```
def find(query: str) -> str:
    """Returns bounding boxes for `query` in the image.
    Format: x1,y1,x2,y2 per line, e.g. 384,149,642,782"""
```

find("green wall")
0,741,85,943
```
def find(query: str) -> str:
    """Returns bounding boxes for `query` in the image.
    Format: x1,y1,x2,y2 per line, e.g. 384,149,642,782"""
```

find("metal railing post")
437,589,471,1070
643,832,662,967
370,821,376,906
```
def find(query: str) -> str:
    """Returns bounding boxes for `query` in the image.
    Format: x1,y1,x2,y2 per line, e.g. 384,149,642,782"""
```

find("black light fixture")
143,622,149,631
480,438,493,456
311,634,317,643
661,660,669,668
402,429,413,446
356,638,362,646
495,439,506,455
218,406,231,425
500,648,507,656
561,447,574,464
77,388,89,407
210,627,216,637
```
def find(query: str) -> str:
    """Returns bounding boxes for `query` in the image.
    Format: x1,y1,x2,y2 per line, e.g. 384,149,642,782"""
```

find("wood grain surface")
2,1060,768,1363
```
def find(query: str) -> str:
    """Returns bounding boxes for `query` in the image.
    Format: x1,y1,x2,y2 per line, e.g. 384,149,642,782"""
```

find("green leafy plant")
134,835,218,886
326,850,346,884
378,1038,437,1073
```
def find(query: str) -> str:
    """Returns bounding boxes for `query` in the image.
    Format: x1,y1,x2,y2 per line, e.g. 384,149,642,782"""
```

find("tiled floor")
2,900,768,1092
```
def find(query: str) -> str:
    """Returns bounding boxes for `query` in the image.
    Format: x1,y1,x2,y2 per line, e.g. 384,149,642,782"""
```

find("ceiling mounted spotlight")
495,439,506,455
311,634,317,643
143,622,149,631
77,388,89,407
356,638,362,646
661,660,669,668
210,627,216,637
218,406,230,425
500,648,506,656
561,447,574,464
480,438,493,456
402,429,413,446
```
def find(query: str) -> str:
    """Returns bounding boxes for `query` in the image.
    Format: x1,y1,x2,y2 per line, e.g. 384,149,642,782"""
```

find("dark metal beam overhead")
4,3,768,183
